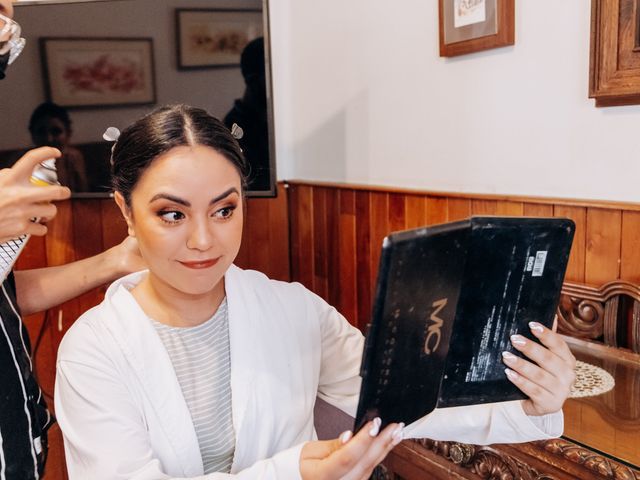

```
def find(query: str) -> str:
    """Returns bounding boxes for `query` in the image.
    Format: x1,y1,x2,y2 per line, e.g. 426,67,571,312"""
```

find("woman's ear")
114,191,135,237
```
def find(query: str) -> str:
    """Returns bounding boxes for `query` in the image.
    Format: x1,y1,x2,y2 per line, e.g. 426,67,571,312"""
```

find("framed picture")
589,0,640,107
40,37,156,108
438,0,514,57
176,8,263,69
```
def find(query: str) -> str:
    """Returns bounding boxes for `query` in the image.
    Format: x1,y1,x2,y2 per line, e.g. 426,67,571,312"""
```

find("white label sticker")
532,251,548,277
526,256,535,272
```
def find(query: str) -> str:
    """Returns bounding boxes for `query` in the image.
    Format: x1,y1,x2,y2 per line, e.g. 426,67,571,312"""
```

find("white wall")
3,0,260,150
269,0,640,203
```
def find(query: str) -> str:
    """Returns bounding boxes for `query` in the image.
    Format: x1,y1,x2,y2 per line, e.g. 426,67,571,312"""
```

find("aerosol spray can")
0,159,60,281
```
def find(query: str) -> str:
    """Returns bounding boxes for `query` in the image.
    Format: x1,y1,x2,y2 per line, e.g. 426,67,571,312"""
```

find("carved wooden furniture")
375,280,640,479
558,280,640,353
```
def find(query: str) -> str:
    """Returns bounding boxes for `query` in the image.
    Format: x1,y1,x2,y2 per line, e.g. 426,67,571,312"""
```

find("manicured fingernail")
391,423,405,445
529,321,544,334
510,334,526,346
505,368,519,381
339,430,353,444
369,417,381,437
501,351,517,363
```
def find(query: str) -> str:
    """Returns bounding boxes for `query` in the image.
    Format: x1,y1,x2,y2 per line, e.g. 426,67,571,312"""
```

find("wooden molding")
284,180,640,212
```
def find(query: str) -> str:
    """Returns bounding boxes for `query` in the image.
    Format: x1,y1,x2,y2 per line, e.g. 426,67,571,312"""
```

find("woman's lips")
179,258,220,269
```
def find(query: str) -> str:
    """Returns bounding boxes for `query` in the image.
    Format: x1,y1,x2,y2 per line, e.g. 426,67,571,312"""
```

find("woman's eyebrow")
149,193,189,206
148,187,239,207
210,187,239,205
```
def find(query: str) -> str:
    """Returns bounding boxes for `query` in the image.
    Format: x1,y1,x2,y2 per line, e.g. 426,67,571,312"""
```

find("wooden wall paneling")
15,235,47,271
620,211,640,283
338,190,358,326
234,229,250,268
244,198,272,281
100,199,128,249
585,208,622,285
471,199,498,215
325,188,341,310
44,200,80,347
312,187,329,300
287,185,301,284
523,203,554,217
426,196,448,225
355,191,372,332
288,185,315,289
369,192,389,302
43,200,76,480
554,206,587,283
405,195,427,229
496,200,524,216
44,423,68,480
18,237,55,411
265,184,290,282
388,193,406,232
447,198,472,221
71,200,105,334
45,200,75,267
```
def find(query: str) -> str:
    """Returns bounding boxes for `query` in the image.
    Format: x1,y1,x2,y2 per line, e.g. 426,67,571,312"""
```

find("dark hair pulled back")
111,104,248,205
29,102,72,132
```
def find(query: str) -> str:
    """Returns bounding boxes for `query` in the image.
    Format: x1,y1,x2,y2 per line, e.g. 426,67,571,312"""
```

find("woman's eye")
213,206,236,219
159,211,185,223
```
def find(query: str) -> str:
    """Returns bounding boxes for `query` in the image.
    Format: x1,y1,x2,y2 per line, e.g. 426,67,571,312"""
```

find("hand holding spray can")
0,158,60,281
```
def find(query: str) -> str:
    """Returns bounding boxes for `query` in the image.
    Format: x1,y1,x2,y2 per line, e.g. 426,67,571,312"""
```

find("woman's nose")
186,218,213,251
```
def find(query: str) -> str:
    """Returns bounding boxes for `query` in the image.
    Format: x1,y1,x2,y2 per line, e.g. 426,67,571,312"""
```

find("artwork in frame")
176,8,263,69
39,37,156,109
589,0,640,107
438,0,514,57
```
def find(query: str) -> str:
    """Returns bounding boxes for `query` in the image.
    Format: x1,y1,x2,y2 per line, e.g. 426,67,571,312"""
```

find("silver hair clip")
103,127,121,142
103,127,121,166
231,123,244,140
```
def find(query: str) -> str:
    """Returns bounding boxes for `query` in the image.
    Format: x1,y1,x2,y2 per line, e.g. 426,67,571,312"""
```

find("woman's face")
117,144,243,297
30,116,71,150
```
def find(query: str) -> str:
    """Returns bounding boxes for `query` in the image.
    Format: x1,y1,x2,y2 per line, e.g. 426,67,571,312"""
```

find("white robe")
55,266,562,480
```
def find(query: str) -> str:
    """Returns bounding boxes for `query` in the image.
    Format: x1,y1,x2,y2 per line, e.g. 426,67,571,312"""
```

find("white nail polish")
505,368,519,380
369,417,381,437
501,351,517,362
529,321,544,333
392,423,404,445
510,334,526,346
339,430,353,444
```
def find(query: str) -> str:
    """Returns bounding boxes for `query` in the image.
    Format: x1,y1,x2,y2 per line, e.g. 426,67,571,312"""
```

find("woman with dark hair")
54,104,576,480
29,101,89,191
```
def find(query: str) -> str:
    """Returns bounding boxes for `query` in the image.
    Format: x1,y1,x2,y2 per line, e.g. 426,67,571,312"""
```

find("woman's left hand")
502,320,576,416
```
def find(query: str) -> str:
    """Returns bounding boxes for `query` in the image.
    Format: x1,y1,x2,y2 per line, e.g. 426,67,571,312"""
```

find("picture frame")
438,0,515,57
589,0,640,107
175,8,263,70
39,37,156,109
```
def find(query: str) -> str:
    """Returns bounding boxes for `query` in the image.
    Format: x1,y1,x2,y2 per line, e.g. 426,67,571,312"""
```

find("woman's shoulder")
229,265,322,302
58,273,146,362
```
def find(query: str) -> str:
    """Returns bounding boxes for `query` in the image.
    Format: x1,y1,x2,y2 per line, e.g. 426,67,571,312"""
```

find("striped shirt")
152,299,235,474
0,273,52,480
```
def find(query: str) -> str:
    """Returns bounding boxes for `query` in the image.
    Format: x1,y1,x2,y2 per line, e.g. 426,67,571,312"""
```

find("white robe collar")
99,265,258,476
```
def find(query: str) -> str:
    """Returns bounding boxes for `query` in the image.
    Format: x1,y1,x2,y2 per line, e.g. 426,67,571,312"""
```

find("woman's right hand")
300,418,404,480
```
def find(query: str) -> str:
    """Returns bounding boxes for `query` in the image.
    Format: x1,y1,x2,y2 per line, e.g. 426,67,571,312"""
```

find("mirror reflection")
0,0,276,197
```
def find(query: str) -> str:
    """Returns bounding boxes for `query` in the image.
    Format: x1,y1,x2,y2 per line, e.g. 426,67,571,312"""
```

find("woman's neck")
131,273,225,328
